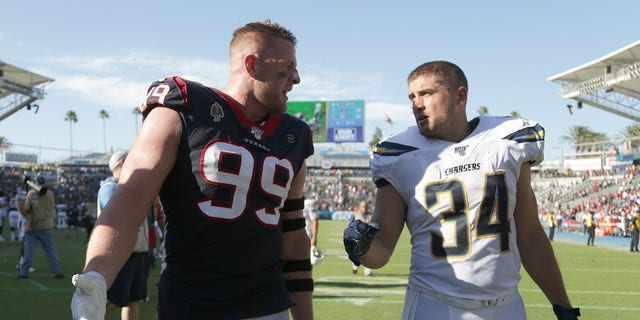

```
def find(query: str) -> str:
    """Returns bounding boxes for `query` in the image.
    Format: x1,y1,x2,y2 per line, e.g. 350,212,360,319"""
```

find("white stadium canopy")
0,60,54,121
548,40,640,121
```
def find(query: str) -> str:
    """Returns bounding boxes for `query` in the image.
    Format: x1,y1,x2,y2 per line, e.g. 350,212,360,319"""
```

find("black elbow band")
282,197,305,212
282,259,312,273
281,218,306,232
286,278,314,292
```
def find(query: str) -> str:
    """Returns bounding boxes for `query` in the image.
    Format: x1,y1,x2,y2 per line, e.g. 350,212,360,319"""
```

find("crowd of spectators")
3,162,640,238
1,165,378,228
534,168,640,237
305,168,376,213
0,164,110,240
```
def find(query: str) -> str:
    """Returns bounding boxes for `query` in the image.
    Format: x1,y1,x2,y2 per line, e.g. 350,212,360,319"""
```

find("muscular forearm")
83,215,143,286
360,237,394,269
281,228,314,319
519,230,572,308
289,291,313,320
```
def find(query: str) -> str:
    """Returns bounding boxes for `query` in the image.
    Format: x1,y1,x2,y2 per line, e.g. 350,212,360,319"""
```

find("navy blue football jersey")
142,76,314,319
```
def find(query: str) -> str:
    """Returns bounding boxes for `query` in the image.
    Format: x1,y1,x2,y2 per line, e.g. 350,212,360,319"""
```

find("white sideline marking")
315,287,406,296
344,297,374,306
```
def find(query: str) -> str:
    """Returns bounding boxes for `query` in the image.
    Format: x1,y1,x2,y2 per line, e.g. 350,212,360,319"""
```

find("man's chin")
276,102,288,114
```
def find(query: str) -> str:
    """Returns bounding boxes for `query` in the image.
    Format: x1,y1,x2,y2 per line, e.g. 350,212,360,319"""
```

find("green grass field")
1,220,639,319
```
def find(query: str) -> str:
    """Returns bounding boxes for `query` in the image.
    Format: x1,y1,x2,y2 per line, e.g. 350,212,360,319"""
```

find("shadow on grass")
312,294,379,299
315,281,407,289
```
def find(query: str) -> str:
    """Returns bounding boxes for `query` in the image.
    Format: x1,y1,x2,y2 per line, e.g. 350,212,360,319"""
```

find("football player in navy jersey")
344,61,579,320
72,20,314,320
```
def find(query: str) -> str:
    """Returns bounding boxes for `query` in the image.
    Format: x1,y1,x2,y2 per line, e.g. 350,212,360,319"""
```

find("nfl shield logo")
454,145,467,156
251,127,264,140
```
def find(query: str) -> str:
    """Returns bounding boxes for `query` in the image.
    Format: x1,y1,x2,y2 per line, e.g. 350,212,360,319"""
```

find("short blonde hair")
408,60,468,92
230,20,297,49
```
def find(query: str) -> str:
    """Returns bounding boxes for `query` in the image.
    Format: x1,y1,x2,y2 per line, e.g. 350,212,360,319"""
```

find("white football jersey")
303,199,318,240
371,116,544,300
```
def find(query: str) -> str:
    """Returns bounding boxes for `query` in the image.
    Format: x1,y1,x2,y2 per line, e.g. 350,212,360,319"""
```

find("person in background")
71,20,313,320
556,210,564,232
56,203,68,229
586,211,596,246
11,189,35,273
81,199,98,242
344,61,579,320
17,176,64,279
9,190,26,242
146,197,162,272
548,211,557,241
629,210,639,252
348,200,373,276
0,190,8,241
304,198,323,266
66,201,81,239
97,150,149,320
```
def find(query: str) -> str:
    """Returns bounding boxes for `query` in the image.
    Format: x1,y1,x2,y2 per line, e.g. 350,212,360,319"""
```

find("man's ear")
457,86,468,105
244,54,257,78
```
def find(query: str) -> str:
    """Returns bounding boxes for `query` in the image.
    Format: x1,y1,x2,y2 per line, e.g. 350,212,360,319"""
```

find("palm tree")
477,106,489,115
0,136,9,157
590,132,609,153
99,109,109,153
561,125,609,156
132,107,142,135
369,127,384,150
620,123,640,153
64,110,78,157
100,109,109,153
0,136,8,148
561,125,593,154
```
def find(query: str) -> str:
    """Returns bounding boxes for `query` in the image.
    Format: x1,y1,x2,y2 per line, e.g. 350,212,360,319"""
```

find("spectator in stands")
17,176,64,279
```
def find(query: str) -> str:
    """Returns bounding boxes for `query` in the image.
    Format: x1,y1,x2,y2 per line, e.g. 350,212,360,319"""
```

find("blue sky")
2,1,639,162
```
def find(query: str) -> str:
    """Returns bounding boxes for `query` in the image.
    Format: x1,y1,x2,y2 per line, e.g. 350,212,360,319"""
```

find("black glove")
343,220,380,266
553,304,580,320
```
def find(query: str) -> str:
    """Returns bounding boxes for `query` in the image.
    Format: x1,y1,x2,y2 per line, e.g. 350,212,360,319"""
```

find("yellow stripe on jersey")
502,124,545,143
373,141,418,157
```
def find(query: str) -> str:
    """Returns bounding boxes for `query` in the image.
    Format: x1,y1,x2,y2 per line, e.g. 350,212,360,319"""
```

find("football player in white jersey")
344,61,579,320
8,190,26,242
303,198,324,266
0,190,8,241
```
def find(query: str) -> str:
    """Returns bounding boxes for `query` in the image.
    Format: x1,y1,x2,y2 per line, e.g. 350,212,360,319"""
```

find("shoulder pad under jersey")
495,116,545,165
141,76,190,117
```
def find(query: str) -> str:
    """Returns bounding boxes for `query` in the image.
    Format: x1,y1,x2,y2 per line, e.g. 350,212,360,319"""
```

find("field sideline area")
0,220,639,319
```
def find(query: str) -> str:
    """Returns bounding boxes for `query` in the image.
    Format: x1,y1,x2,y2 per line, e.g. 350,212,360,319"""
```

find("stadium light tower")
0,61,54,121
548,40,640,122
